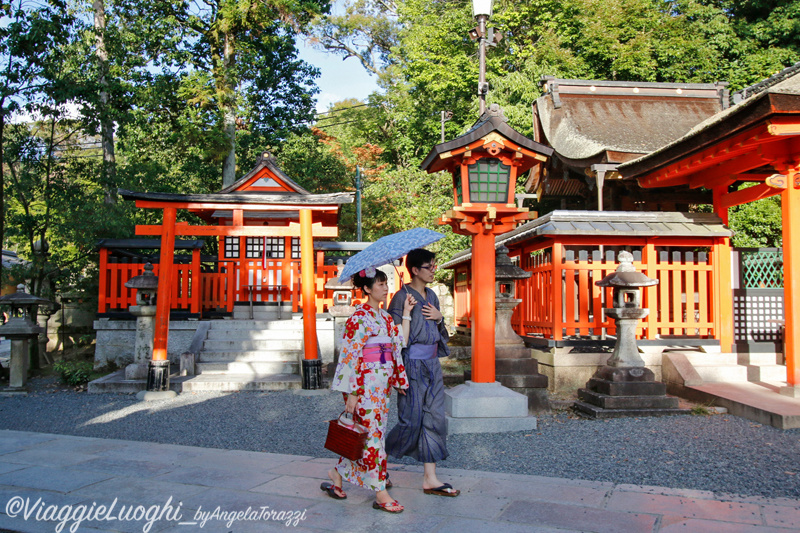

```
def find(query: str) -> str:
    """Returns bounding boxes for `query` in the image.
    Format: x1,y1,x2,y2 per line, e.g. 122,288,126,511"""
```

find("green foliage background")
1,0,795,299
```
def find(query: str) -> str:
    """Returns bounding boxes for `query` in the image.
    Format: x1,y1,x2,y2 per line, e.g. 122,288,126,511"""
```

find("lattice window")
224,237,239,258
468,158,510,203
740,250,783,289
733,290,784,342
291,237,301,259
245,237,285,258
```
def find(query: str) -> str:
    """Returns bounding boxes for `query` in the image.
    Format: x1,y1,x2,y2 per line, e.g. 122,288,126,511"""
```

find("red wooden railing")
97,250,409,317
455,238,721,342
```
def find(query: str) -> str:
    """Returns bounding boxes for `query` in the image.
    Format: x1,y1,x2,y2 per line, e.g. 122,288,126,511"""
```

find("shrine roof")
441,210,731,268
118,189,354,206
535,78,727,166
2,250,28,269
219,152,311,195
95,239,205,251
620,62,800,179
420,108,552,172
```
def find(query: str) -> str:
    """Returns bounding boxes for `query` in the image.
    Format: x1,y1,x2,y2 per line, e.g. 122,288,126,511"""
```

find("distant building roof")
620,62,800,179
534,77,729,168
118,189,354,206
441,210,731,268
2,250,27,269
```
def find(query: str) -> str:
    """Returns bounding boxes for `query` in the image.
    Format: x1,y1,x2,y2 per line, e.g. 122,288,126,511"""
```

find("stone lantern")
36,301,60,366
124,263,158,380
0,284,51,393
494,246,549,411
574,251,687,418
323,260,356,379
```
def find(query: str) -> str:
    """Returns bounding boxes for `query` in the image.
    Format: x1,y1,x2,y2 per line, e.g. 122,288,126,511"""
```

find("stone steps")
196,361,298,375
203,339,303,351
198,350,302,363
207,319,303,330
232,306,295,321
682,352,749,382
179,373,302,392
206,329,303,340
193,314,305,387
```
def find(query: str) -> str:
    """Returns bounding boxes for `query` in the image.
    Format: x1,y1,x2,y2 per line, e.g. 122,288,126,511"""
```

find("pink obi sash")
362,336,393,364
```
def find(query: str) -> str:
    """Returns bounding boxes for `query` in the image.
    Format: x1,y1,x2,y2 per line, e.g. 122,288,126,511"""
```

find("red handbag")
324,411,368,461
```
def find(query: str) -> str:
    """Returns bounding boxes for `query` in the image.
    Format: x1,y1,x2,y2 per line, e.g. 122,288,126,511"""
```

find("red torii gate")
620,67,800,397
118,186,353,391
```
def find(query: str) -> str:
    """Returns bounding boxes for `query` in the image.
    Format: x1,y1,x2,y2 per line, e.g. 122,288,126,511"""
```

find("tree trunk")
221,30,236,187
94,0,116,204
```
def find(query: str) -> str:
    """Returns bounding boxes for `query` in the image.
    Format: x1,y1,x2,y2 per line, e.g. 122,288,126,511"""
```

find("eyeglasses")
420,264,438,272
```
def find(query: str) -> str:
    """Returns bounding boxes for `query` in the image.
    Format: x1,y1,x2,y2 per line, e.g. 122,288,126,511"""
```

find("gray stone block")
446,415,536,434
445,381,529,418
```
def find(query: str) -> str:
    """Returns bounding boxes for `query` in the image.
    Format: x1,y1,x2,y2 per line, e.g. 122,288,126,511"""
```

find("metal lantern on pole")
472,0,493,17
416,3,552,434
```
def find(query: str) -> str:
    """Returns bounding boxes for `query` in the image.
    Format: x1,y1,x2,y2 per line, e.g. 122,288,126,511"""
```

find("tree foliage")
1,0,797,298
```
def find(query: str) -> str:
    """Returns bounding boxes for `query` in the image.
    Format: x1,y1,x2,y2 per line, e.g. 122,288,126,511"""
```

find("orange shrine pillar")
299,208,322,389
781,167,800,395
471,229,496,383
712,187,734,353
147,206,177,397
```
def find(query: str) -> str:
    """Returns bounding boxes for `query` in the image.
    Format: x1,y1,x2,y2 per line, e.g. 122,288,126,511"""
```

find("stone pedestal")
574,366,688,418
495,300,549,412
492,246,549,412
0,315,44,395
445,381,537,434
779,385,800,398
7,338,30,391
126,304,156,380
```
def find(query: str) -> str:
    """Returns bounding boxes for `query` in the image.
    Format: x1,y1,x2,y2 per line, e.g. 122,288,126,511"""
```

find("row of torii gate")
120,70,800,398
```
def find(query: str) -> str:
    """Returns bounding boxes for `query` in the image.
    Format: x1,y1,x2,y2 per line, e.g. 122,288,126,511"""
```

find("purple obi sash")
407,343,437,360
363,336,393,363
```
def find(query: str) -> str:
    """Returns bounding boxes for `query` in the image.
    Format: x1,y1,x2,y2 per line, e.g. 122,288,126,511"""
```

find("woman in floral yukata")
321,268,413,513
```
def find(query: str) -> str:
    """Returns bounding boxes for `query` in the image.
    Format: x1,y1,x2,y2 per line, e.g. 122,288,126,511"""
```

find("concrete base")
0,388,27,396
292,388,332,396
124,363,148,380
779,385,800,399
88,369,302,393
136,390,178,401
446,415,536,434
533,346,663,395
445,381,537,434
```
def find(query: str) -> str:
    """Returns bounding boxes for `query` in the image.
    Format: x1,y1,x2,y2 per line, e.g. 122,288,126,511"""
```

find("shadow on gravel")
1,376,799,500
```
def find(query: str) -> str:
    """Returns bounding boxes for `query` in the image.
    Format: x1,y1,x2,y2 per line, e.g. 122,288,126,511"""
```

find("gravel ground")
1,376,799,500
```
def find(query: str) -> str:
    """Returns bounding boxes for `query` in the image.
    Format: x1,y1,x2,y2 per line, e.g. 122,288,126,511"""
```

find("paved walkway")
0,430,797,533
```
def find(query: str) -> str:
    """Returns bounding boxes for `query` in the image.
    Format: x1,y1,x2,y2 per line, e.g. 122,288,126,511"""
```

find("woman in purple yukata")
321,268,413,513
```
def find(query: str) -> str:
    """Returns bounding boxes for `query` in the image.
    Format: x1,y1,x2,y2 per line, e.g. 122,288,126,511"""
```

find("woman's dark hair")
353,269,388,294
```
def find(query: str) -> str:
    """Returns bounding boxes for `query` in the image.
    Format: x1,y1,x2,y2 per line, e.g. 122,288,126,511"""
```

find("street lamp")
470,0,502,115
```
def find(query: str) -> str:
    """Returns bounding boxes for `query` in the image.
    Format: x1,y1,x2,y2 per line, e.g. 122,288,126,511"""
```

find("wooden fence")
98,250,410,317
455,239,721,342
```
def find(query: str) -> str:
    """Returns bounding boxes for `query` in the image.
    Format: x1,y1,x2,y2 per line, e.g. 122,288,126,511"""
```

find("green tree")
729,195,783,248
0,0,76,281
114,0,331,187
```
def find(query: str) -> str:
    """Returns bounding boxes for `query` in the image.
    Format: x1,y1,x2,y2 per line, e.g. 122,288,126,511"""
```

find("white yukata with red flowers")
330,303,408,491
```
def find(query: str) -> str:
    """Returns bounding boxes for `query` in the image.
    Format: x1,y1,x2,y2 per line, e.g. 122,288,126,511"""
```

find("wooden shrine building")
620,63,800,397
100,152,354,365
445,63,800,408
530,77,730,211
